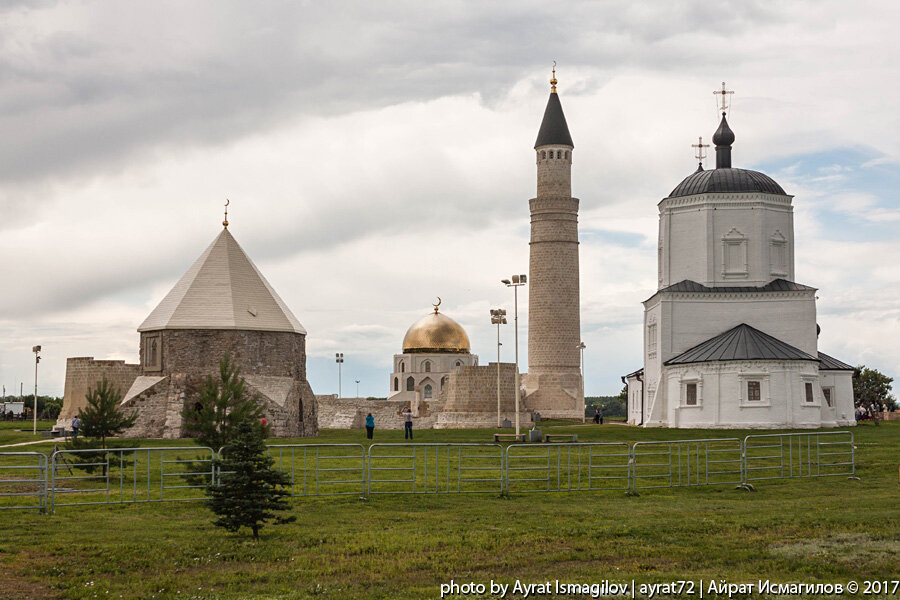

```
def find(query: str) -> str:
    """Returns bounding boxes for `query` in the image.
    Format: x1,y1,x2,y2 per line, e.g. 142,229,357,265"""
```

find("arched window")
423,361,431,373
424,384,433,399
556,150,561,159
441,376,447,389
393,377,399,391
406,377,415,391
565,151,569,159
455,360,462,367
541,150,546,159
298,398,303,421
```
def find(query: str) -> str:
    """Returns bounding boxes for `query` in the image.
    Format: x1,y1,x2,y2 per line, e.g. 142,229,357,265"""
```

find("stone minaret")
523,70,583,419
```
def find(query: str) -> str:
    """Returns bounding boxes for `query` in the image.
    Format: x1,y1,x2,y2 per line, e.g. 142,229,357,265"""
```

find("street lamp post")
490,308,507,427
335,353,344,398
501,275,527,436
578,342,586,423
355,380,360,398
32,345,41,435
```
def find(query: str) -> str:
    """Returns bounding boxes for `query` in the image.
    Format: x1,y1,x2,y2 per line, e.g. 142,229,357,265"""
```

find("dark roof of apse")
665,323,818,365
657,279,816,295
668,167,786,198
534,92,574,148
818,351,855,371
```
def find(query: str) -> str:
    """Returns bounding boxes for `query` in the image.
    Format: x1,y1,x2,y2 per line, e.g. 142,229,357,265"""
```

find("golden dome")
402,307,470,354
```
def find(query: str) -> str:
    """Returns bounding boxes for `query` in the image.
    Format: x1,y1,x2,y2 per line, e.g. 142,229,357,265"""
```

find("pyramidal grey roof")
665,323,817,366
534,92,574,148
138,229,306,334
668,168,786,198
818,351,855,371
658,279,816,294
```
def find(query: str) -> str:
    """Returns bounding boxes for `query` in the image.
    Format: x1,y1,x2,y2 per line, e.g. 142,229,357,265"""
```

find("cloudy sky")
1,0,898,399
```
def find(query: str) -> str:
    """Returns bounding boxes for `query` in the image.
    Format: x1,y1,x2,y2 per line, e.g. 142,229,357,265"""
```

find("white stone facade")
387,351,477,404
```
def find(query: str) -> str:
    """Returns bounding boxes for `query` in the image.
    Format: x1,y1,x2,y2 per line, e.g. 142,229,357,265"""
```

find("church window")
423,361,431,372
805,382,814,403
424,384,433,399
769,231,788,276
722,228,749,278
647,324,657,357
685,383,697,406
406,377,415,391
393,377,399,392
822,387,833,407
747,381,761,402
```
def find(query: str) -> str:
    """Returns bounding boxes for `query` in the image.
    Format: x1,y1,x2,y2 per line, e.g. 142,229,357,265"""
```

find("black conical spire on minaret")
712,112,734,169
534,66,574,148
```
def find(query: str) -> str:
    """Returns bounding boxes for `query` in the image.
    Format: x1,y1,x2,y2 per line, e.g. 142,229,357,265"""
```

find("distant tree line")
0,394,63,419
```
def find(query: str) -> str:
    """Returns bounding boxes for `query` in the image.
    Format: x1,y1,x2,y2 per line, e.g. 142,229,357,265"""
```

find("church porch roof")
665,323,818,366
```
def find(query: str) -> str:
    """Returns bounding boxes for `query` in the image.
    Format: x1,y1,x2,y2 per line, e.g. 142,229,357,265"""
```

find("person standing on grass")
593,409,600,424
401,406,414,440
365,413,375,440
598,410,603,425
71,415,80,438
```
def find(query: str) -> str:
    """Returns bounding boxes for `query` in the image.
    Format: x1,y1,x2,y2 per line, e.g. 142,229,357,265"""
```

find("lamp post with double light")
577,341,586,423
335,353,344,398
501,275,527,436
490,308,507,427
32,345,41,435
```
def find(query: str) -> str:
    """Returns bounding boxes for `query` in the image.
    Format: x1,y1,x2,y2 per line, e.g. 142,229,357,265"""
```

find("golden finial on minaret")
550,61,558,93
223,199,230,228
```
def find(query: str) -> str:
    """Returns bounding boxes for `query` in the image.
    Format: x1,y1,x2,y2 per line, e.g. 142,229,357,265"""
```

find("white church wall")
654,291,817,362
819,370,856,426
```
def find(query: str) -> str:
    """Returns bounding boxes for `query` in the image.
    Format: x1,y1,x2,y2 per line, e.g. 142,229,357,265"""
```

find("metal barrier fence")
631,438,744,490
50,446,215,511
0,452,47,511
3,433,859,512
743,431,855,482
264,444,366,497
367,443,504,494
505,442,631,493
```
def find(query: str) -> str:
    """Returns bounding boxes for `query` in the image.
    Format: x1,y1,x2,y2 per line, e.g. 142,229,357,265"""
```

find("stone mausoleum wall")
58,357,141,427
316,395,441,430
436,363,533,428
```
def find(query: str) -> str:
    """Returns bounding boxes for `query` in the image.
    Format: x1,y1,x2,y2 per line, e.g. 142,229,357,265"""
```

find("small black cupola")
534,66,574,149
712,112,735,169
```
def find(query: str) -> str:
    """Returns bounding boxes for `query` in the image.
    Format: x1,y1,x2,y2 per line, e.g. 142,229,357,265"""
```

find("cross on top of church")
714,81,734,114
692,136,709,168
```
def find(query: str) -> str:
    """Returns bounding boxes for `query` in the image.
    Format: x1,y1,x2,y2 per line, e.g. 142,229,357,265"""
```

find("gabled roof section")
139,229,306,334
534,92,574,148
658,279,816,294
665,323,817,366
818,351,855,371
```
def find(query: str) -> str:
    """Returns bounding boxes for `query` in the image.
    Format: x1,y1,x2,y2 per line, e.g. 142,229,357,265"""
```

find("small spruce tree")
182,355,265,450
79,377,137,449
207,419,295,539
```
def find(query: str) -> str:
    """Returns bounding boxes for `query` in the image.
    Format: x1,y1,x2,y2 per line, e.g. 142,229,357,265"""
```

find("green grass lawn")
0,420,57,446
0,422,897,600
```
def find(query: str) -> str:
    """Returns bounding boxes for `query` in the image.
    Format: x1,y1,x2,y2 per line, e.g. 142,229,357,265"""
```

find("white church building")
625,104,856,429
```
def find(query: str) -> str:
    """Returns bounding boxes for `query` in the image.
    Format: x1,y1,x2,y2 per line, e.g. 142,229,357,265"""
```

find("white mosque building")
625,101,856,429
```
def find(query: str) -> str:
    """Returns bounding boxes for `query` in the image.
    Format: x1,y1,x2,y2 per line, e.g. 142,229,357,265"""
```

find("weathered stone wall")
120,329,317,439
436,363,534,428
58,357,141,425
316,395,441,430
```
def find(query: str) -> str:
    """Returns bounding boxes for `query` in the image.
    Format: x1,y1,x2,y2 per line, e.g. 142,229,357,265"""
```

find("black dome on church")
668,168,786,198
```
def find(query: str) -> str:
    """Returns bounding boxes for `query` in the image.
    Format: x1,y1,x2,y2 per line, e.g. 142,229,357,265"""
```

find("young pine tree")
181,355,265,450
79,377,137,449
207,419,295,539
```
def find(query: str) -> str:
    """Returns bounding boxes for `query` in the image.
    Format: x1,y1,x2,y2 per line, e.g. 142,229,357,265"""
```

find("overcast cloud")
1,0,898,398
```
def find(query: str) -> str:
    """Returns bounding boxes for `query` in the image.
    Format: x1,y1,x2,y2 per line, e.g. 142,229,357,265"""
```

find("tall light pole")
335,353,344,398
32,345,41,435
501,275,527,436
355,379,360,398
578,342,586,423
490,308,507,427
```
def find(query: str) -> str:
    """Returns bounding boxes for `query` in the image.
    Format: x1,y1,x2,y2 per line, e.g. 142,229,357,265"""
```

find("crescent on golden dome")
402,302,470,354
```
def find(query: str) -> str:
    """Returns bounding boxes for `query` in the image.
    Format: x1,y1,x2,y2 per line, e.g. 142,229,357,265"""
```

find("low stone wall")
316,395,441,430
57,357,141,428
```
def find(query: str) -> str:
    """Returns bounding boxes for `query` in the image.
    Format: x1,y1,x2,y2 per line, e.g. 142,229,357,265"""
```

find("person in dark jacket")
365,413,375,440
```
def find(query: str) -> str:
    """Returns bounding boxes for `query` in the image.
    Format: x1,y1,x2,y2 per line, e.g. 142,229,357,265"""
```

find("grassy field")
0,422,897,600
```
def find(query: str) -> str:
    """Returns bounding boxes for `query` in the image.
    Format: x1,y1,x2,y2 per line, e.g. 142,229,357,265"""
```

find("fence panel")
505,443,631,493
50,446,215,511
0,452,47,511
743,431,855,483
367,443,504,495
631,438,743,490
263,444,366,497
